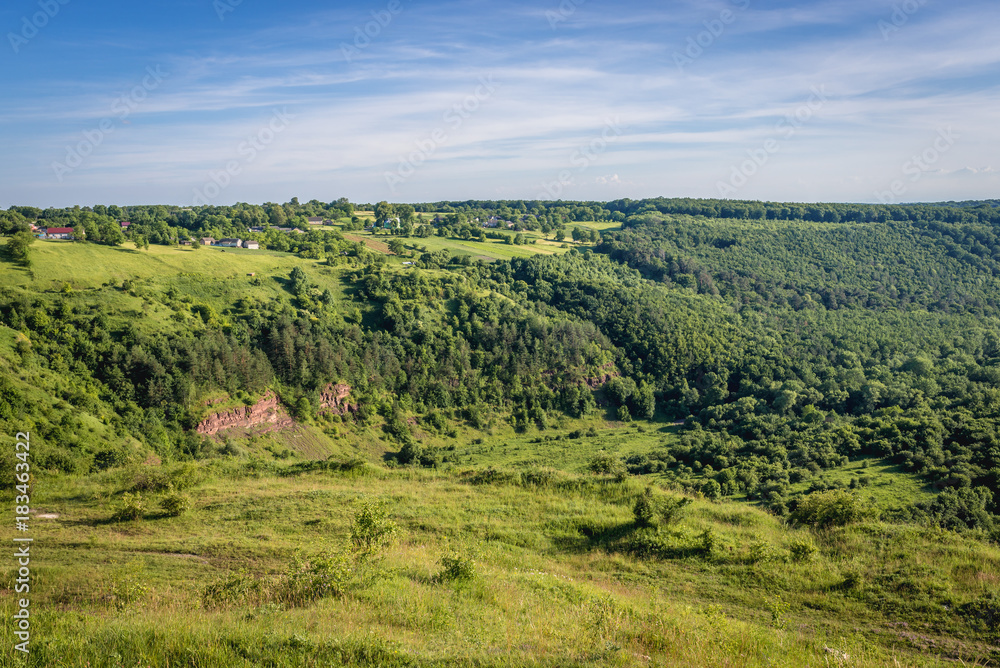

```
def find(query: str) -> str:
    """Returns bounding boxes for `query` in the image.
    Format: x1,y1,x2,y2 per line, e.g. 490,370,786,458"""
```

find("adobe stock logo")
537,118,625,199
716,86,827,196
878,0,927,40
52,66,169,183
384,75,498,194
7,0,71,53
340,0,404,63
546,0,586,29
673,0,750,72
874,128,959,204
192,108,295,206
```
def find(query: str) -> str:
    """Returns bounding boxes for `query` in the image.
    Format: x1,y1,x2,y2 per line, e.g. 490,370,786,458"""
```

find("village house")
119,221,131,229
44,227,74,240
243,240,259,250
217,238,242,248
200,237,215,245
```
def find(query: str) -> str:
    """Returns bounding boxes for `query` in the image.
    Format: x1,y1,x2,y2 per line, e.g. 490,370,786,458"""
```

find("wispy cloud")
1,0,998,206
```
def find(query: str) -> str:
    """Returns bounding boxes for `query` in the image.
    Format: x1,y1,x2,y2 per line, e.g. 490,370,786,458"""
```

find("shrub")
128,466,172,492
279,551,352,605
589,452,627,481
169,462,206,490
202,569,265,609
522,468,556,487
396,440,423,465
699,529,717,556
790,490,868,528
350,500,398,559
113,492,145,521
633,487,691,528
92,447,130,472
789,538,818,562
700,479,722,500
748,539,775,564
107,559,148,610
160,491,191,517
436,553,476,583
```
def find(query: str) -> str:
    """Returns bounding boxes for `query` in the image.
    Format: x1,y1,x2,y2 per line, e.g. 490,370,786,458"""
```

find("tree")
98,221,124,246
388,239,405,256
374,201,395,227
633,381,656,419
5,231,34,266
289,266,309,295
268,205,287,227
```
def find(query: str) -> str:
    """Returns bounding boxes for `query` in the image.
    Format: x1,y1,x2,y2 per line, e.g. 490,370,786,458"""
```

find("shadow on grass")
61,511,182,528
549,520,638,553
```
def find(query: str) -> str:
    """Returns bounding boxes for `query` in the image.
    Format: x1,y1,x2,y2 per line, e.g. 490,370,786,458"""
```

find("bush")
160,491,191,517
92,447,130,472
202,569,265,609
747,539,775,564
790,490,868,528
522,468,556,487
350,500,397,559
113,492,145,521
698,528,717,556
789,538,818,562
128,466,172,492
589,452,627,481
700,479,722,500
279,551,352,605
436,553,476,583
107,559,148,610
633,487,691,528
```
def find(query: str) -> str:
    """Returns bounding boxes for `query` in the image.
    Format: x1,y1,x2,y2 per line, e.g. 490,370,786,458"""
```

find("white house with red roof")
44,227,74,240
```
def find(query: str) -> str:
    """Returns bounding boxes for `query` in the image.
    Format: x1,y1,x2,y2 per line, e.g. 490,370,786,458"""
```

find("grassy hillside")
3,462,998,666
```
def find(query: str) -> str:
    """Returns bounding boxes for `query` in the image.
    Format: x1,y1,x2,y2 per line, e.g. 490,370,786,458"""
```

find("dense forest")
2,197,999,542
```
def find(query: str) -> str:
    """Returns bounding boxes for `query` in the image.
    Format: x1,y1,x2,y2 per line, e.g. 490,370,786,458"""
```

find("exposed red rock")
586,362,620,389
196,390,294,435
318,383,358,416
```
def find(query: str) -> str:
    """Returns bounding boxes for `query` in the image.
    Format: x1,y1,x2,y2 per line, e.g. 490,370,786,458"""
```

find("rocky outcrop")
586,363,620,389
196,390,294,436
318,383,358,415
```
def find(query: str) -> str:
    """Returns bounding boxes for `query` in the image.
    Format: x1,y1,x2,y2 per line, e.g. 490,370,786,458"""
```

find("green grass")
787,459,936,513
3,463,997,667
326,221,580,262
434,422,678,474
569,220,623,232
1,240,304,291
398,234,566,261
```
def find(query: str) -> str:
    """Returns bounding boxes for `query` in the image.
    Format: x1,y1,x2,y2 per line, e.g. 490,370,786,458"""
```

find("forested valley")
2,197,1000,665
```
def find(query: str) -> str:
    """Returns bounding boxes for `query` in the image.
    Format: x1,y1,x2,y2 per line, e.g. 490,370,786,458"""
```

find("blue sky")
1,0,998,207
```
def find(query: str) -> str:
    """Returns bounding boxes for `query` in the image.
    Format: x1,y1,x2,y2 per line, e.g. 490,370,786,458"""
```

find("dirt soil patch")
344,234,394,255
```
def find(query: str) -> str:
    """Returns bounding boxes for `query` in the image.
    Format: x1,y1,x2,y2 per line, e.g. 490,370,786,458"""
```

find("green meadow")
3,458,999,667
